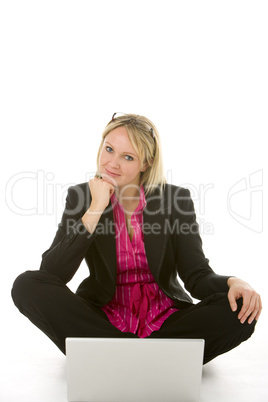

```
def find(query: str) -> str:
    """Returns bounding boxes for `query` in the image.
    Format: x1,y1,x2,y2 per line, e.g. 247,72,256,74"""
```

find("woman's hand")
89,176,115,212
227,277,262,324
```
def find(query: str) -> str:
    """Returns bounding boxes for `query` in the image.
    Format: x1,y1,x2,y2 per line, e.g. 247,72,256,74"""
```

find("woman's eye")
105,146,133,161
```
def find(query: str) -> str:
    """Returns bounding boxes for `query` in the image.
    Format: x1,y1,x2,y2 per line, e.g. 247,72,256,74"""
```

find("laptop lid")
66,338,204,402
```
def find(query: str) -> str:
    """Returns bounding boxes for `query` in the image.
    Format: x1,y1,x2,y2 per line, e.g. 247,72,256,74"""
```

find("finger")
228,291,238,312
255,296,262,321
240,293,257,324
109,186,115,196
248,307,259,324
237,291,251,321
247,297,260,324
101,174,117,187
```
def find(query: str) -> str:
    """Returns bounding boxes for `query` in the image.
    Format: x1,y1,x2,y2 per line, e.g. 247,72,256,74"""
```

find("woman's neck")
114,185,141,206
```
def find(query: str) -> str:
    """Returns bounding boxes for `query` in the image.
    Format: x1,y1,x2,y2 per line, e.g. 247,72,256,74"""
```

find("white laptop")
66,338,204,402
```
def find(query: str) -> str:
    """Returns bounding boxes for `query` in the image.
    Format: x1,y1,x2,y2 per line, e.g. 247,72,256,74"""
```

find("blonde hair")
96,113,167,197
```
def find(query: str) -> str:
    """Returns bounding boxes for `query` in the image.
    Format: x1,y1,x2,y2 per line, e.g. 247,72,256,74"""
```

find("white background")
1,1,267,401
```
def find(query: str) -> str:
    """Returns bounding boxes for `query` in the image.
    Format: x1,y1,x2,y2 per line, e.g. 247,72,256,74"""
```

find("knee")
11,270,43,308
227,297,257,342
11,269,64,309
210,294,256,341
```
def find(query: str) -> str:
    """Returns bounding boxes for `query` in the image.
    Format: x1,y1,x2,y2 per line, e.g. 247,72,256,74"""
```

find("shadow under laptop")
201,362,219,380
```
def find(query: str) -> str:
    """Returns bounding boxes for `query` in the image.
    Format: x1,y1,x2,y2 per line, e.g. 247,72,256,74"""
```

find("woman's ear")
140,162,149,172
141,158,154,172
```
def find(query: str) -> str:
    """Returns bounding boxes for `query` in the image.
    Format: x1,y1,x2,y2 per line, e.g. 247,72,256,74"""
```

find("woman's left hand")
227,277,262,324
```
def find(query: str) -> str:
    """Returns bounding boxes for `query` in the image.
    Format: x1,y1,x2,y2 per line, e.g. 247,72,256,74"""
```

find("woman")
11,112,261,364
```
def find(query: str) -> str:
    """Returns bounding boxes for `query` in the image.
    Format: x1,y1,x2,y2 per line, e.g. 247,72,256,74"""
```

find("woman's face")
98,126,147,192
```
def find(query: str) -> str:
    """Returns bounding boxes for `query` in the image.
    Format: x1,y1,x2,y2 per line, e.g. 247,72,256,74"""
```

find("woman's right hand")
88,177,115,212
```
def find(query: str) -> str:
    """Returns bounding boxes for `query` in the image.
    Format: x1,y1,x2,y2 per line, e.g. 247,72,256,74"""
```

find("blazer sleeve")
175,188,231,300
39,185,97,283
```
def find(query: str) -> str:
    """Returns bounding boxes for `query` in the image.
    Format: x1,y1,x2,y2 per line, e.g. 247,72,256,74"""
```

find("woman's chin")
100,172,119,186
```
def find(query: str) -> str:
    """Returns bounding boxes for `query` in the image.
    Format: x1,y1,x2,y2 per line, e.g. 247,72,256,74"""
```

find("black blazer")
40,182,231,309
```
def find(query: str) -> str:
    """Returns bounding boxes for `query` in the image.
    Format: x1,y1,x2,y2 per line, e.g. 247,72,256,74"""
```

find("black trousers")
11,270,256,365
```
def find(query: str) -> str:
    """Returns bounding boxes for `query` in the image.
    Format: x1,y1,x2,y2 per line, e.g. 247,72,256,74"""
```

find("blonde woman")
11,113,261,364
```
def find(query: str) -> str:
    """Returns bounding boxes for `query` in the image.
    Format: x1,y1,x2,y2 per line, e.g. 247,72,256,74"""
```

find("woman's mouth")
105,168,121,177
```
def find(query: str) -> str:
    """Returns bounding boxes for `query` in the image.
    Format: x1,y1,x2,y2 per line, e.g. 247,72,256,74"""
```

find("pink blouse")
101,185,179,337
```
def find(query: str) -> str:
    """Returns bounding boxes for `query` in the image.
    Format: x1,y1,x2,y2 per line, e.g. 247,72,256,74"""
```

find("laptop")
66,338,204,402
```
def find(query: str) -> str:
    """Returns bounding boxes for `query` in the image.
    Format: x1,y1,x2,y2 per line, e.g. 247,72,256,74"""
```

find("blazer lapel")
94,204,117,284
143,186,169,281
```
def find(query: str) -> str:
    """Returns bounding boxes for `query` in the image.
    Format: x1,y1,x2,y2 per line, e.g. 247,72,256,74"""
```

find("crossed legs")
11,270,256,364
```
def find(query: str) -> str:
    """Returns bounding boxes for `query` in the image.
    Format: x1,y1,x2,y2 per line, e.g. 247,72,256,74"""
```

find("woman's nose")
109,155,120,168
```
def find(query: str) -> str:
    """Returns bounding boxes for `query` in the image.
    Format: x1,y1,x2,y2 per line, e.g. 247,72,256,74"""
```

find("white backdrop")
1,1,267,401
